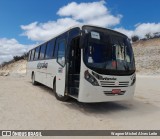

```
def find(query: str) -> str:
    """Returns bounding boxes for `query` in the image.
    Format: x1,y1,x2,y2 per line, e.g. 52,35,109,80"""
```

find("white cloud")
57,1,107,20
114,28,134,38
115,23,160,38
0,38,34,64
57,1,122,27
134,23,160,38
21,18,79,41
21,1,122,41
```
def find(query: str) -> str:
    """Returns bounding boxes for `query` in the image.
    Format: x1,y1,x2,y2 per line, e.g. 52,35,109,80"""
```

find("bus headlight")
131,76,136,86
92,71,103,80
84,70,99,86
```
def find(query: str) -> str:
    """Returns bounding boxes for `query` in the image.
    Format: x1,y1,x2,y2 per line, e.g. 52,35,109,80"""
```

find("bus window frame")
56,39,66,67
30,49,35,61
28,51,31,61
45,39,56,60
39,43,47,60
34,46,40,60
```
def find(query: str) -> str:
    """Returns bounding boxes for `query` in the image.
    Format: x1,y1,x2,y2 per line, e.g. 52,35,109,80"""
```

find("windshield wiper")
123,63,130,71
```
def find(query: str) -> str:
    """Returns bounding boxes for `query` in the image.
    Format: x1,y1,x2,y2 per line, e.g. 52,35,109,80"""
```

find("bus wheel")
53,82,68,101
32,73,38,85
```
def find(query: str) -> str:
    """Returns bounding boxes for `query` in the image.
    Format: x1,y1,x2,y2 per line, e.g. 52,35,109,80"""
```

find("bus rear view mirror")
61,57,65,65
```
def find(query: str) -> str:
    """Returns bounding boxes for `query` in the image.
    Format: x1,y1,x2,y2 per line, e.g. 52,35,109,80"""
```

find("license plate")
112,89,121,94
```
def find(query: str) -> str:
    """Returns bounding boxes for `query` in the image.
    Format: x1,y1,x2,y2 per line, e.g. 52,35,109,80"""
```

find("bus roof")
29,24,127,51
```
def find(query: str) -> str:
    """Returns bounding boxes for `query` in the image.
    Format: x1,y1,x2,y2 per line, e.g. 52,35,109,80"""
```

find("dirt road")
0,75,160,131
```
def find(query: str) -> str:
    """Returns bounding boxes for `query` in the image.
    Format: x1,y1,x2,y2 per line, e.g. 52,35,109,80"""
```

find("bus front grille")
100,81,129,87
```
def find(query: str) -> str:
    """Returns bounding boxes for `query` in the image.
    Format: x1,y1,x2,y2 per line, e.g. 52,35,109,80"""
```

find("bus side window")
28,51,32,61
54,38,58,58
54,32,68,60
39,44,47,60
31,49,35,61
45,39,55,59
69,28,80,39
34,46,40,60
57,40,66,67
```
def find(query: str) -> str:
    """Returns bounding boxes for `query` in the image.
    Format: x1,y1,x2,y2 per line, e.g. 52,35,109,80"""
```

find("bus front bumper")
78,81,136,103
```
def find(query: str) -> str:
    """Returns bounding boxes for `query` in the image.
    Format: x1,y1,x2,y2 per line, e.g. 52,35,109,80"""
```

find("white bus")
27,25,136,103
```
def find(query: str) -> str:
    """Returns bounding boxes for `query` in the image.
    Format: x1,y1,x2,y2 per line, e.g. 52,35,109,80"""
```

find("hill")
133,38,160,47
0,59,27,76
133,38,160,75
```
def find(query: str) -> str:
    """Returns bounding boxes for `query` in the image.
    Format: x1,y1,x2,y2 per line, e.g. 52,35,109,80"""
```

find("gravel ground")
0,39,160,139
0,76,160,132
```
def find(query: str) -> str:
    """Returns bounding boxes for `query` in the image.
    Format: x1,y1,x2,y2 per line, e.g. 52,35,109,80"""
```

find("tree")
145,33,152,39
23,52,29,60
131,35,139,42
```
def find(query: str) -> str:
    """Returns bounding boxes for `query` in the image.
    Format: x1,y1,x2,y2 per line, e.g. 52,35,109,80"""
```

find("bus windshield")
83,26,136,75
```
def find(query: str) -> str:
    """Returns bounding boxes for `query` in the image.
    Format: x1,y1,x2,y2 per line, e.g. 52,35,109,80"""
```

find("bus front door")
68,37,81,98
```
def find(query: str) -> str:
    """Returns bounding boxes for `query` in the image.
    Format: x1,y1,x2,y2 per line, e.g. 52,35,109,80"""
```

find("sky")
0,0,160,63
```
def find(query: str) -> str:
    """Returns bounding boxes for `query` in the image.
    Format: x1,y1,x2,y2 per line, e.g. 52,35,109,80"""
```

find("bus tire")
32,73,38,85
53,81,68,101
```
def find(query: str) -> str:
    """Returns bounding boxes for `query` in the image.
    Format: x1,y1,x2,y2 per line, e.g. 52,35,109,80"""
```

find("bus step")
69,87,79,98
68,94,78,99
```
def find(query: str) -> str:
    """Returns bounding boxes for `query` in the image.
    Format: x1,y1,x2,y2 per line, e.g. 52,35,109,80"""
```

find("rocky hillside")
133,38,160,75
0,60,27,76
